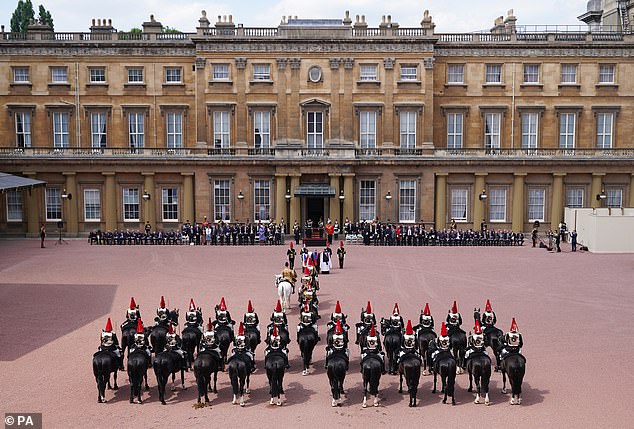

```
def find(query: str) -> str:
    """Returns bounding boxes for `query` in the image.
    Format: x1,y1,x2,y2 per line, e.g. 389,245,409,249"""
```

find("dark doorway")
306,197,324,227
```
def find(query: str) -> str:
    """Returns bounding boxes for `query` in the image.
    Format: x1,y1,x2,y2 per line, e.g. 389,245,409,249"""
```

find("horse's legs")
399,371,403,393
213,370,218,393
501,368,507,394
180,368,186,389
363,379,368,408
432,370,437,393
144,373,149,390
468,368,473,392
113,370,119,390
246,373,251,394
171,371,176,391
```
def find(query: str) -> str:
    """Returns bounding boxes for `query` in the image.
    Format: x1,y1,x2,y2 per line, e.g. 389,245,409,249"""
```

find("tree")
10,0,34,33
162,26,181,33
37,4,53,30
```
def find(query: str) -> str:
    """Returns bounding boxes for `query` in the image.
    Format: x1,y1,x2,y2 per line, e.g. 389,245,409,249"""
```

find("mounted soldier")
465,319,492,405
398,320,421,363
355,301,378,348
327,301,350,347
121,297,141,355
325,319,349,371
228,322,256,373
97,318,124,371
499,318,523,360
446,300,467,372
184,298,203,332
446,300,463,335
498,318,526,405
129,318,152,366
297,300,320,375
243,300,261,346
381,303,404,374
154,295,176,327
415,302,435,331
213,296,235,329
360,323,385,375
381,302,404,335
199,318,222,357
165,322,188,371
465,319,487,362
480,299,497,333
297,300,319,340
398,320,422,407
182,298,204,369
265,324,290,369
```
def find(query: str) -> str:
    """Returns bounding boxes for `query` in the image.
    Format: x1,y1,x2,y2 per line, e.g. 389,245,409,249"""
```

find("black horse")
153,350,186,405
500,353,526,405
466,351,492,405
193,350,223,406
383,329,403,375
326,325,349,349
149,310,179,355
244,325,261,358
416,328,437,376
265,349,287,406
449,327,467,374
297,325,319,375
127,350,150,404
215,324,234,368
361,354,383,408
227,353,250,407
92,351,119,403
120,322,137,358
326,349,348,407
398,353,422,407
428,342,457,405
181,325,202,369
473,308,504,371
266,324,291,348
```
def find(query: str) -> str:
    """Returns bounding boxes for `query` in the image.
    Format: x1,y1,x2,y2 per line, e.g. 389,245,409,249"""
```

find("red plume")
168,321,174,335
510,318,518,333
304,267,310,275
275,299,282,312
440,322,448,337
303,300,310,312
423,303,431,316
334,319,343,335
105,318,113,332
160,296,166,308
405,320,414,335
189,298,196,311
219,297,227,311
393,303,400,315
207,317,213,331
369,323,376,337
247,300,253,313
340,241,344,247
272,324,278,337
130,297,137,310
290,242,293,249
474,319,482,335
136,318,144,334
485,299,492,313
238,322,244,336
366,301,372,314
335,300,341,314
451,300,458,314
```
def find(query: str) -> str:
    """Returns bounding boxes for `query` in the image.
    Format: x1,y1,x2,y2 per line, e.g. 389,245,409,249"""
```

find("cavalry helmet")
362,301,375,326
245,300,257,325
166,321,177,344
101,318,114,346
421,303,433,327
366,323,378,350
300,301,313,325
186,298,198,323
331,300,343,322
403,320,416,349
483,299,495,325
448,300,460,325
203,318,216,344
332,320,345,349
270,324,281,349
272,300,284,325
235,322,246,349
216,297,228,323
438,322,450,350
156,295,168,321
472,320,485,348
134,319,145,344
127,297,139,320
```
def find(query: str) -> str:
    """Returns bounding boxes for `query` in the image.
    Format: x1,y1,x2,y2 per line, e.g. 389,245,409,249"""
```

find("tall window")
559,113,576,149
567,188,584,208
447,113,463,149
6,190,23,222
53,112,70,148
451,188,468,222
84,189,101,222
360,111,377,148
596,113,613,149
214,180,231,221
560,64,577,84
521,113,539,148
51,67,68,83
399,111,416,149
307,112,323,149
89,67,106,83
400,66,417,81
46,188,62,221
13,67,29,82
165,67,182,83
489,188,506,222
213,111,230,148
599,64,615,84
91,112,107,148
484,113,501,149
127,68,144,83
523,64,539,83
485,64,502,83
128,113,144,148
447,64,464,84
123,188,139,221
359,180,376,222
528,188,545,221
399,179,416,223
254,180,270,221
360,64,378,81
213,64,230,80
15,112,31,148
253,111,270,148
253,64,270,80
606,188,623,208
166,113,183,148
162,188,178,221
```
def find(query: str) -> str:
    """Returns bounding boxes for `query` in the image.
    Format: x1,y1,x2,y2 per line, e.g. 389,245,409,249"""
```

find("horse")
500,353,526,405
383,329,403,375
416,328,437,376
398,353,422,407
276,275,293,312
193,350,223,406
297,325,319,375
466,351,492,405
181,325,202,369
327,325,349,349
326,349,348,407
149,309,179,355
449,327,467,374
153,350,186,405
267,324,291,349
227,353,251,406
428,342,457,405
92,350,119,403
120,322,137,357
361,354,383,408
244,324,261,357
473,308,504,371
127,349,150,404
265,349,287,406
215,324,234,369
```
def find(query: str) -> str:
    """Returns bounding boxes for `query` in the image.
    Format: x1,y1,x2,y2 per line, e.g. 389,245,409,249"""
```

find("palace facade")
1,8,634,237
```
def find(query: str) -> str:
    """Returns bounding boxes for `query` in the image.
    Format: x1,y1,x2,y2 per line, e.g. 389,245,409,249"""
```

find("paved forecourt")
0,240,633,428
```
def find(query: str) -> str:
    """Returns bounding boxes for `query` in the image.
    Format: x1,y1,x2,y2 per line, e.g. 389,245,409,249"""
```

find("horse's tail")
363,360,381,395
193,358,210,400
270,359,284,398
93,358,107,397
228,361,240,395
327,363,340,400
406,359,421,395
509,356,526,396
445,359,457,396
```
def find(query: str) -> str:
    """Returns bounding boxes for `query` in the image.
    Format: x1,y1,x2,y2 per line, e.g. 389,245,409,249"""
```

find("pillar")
512,173,526,232
290,174,301,225
329,174,341,223
181,173,194,223
473,173,487,227
342,173,354,222
103,172,117,231
630,174,634,207
591,173,605,209
274,174,287,224
142,172,156,228
24,172,41,237
63,172,78,236
195,57,207,145
551,173,566,225
434,173,447,229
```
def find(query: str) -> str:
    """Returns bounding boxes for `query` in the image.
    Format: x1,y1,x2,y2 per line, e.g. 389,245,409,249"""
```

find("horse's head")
169,308,179,324
473,308,481,321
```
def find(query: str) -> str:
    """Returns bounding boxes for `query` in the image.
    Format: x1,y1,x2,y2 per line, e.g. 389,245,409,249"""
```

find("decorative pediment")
299,98,331,108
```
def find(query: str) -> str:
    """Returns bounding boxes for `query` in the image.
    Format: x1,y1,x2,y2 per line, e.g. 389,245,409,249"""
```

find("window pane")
448,64,464,83
307,112,323,149
91,112,107,148
399,111,416,149
607,188,622,208
447,113,463,149
489,188,506,221
90,68,105,83
566,188,584,208
450,188,468,221
253,111,271,148
599,64,615,83
214,180,231,221
523,64,539,83
123,188,139,221
400,66,417,80
15,112,32,148
46,188,62,221
165,67,181,83
528,188,545,221
6,190,23,221
53,112,70,148
485,64,501,83
360,111,377,148
360,65,378,81
254,180,270,221
561,64,577,83
128,113,144,148
559,113,576,149
253,64,270,80
521,113,538,149
127,68,144,83
13,67,29,82
399,179,416,222
213,111,231,148
51,67,67,83
484,113,501,148
84,189,101,221
166,113,183,148
597,113,613,149
359,180,376,222
162,188,179,221
213,64,229,80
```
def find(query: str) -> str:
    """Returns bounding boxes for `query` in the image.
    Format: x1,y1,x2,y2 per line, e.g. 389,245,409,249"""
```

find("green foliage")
162,26,181,33
37,4,53,30
10,0,34,33
129,27,142,33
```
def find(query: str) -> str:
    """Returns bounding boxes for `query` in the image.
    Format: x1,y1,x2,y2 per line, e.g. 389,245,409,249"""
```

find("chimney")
343,10,352,26
504,9,517,33
90,17,114,33
142,14,163,33
354,14,368,29
490,15,505,34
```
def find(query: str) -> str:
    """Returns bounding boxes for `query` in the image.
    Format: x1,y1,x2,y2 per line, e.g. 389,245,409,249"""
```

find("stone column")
434,173,447,229
24,172,41,237
289,58,302,141
290,174,301,225
551,173,566,225
329,174,341,223
62,172,78,236
275,174,287,224
342,58,355,142
591,173,605,209
512,173,526,232
383,58,395,146
329,59,341,140
276,59,288,141
630,174,634,208
422,57,435,150
181,173,194,223
195,57,207,145
342,173,355,222
102,172,117,231
234,57,248,145
142,172,156,228
473,173,488,228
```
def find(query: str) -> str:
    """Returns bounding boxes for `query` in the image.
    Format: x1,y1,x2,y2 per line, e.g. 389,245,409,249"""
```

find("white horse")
275,275,293,312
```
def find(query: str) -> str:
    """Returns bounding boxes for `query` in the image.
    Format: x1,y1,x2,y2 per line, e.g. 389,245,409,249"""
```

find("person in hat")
199,318,222,357
184,298,203,333
281,262,297,294
397,320,421,365
213,297,235,328
129,318,152,367
320,244,332,274
287,242,297,269
98,318,124,370
121,297,141,331
445,300,463,335
337,241,346,269
300,243,309,269
325,320,349,370
165,321,188,370
360,323,386,374
154,296,170,325
436,322,451,352
356,301,378,347
499,318,523,360
415,303,435,331
465,320,486,362
243,300,261,343
380,303,404,336
228,322,256,373
265,324,290,369
327,300,350,344
297,299,320,341
266,300,288,340
480,299,497,334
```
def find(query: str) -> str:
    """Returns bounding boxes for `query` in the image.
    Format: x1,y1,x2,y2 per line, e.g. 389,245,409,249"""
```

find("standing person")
300,243,309,271
287,242,296,269
531,228,538,248
40,224,46,248
145,221,152,236
325,220,334,245
337,241,346,269
571,230,578,252
293,221,301,245
555,230,561,253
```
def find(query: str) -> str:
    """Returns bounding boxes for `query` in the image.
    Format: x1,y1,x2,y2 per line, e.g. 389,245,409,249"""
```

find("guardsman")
287,242,297,269
337,241,346,269
499,318,523,360
381,303,404,335
266,324,290,369
480,299,497,333
98,318,124,370
398,320,421,365
360,323,386,374
465,319,486,361
229,322,256,373
129,318,152,366
446,300,462,334
199,318,222,356
154,296,170,325
213,297,235,328
297,300,320,340
436,322,451,351
416,303,435,331
165,322,188,370
243,300,261,343
122,297,141,331
185,298,203,332
325,320,349,370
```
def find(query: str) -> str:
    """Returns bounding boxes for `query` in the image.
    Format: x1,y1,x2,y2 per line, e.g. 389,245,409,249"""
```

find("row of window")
447,63,617,85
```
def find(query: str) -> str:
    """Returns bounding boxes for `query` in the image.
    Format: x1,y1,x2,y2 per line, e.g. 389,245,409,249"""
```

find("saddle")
328,348,349,365
431,349,453,364
499,348,522,361
464,348,489,362
93,349,118,360
361,351,384,365
398,349,422,363
198,348,222,360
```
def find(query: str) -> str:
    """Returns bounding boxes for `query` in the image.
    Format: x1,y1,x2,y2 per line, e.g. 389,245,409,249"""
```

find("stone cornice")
196,41,435,53
435,46,634,57
0,45,195,57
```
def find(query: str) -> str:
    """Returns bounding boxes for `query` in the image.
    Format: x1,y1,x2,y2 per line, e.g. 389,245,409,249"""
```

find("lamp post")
478,189,488,232
237,190,245,221
339,189,345,234
57,189,72,245
596,188,607,207
385,191,392,222
285,189,291,233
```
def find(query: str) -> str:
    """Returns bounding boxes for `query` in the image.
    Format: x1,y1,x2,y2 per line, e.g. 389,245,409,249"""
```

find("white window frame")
523,64,539,84
213,64,230,80
360,111,377,148
165,67,182,83
485,64,502,84
489,188,506,222
521,112,539,149
253,180,270,222
213,111,231,148
359,180,376,222
400,65,417,81
596,112,614,149
15,112,32,148
253,64,271,81
399,111,416,149
484,113,501,149
162,188,179,222
606,188,623,208
51,66,68,83
89,67,106,83
91,112,107,148
450,188,468,222
6,190,23,222
360,64,378,81
566,187,584,208
46,188,62,221
53,111,70,148
123,188,139,222
84,189,101,222
127,68,144,83
599,64,615,84
307,111,324,149
528,188,545,222
166,112,183,148
253,111,270,148
399,179,416,223
128,113,144,148
560,64,577,84
214,180,231,221
559,113,576,149
447,64,464,84
447,113,463,149
13,66,29,83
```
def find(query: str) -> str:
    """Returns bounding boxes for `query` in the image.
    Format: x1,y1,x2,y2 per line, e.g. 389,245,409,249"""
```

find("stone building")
1,9,633,237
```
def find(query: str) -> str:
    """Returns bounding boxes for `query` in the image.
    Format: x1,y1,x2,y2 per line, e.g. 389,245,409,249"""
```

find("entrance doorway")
306,197,324,226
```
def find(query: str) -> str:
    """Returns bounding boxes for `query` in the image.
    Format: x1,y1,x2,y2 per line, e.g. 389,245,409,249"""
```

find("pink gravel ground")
1,239,633,428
